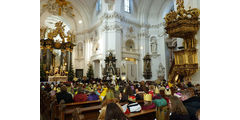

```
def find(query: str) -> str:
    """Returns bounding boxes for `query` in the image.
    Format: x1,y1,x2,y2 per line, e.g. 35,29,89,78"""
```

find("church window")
124,0,131,13
96,0,101,12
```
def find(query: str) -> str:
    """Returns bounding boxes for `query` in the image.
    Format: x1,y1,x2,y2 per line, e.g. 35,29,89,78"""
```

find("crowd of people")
40,79,200,120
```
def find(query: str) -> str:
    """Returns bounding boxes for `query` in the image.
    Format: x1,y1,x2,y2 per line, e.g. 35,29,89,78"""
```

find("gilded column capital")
40,46,44,49
46,45,52,49
66,48,71,51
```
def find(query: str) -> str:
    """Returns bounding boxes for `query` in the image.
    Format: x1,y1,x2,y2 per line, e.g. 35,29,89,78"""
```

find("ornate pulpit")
164,0,200,83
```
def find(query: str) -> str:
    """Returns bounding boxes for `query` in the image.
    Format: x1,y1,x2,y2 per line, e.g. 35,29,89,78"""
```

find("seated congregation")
40,80,200,120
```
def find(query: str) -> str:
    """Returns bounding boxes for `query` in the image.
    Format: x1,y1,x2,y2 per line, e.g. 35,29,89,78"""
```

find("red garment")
124,108,130,114
149,90,154,97
142,103,156,110
74,94,88,102
163,97,170,104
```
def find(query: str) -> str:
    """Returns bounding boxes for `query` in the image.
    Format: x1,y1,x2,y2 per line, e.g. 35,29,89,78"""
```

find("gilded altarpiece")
40,21,75,81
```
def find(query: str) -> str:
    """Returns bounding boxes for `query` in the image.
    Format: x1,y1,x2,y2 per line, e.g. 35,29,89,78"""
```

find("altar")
48,76,68,82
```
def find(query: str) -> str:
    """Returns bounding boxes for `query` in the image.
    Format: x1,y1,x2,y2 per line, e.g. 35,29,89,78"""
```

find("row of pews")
40,91,169,120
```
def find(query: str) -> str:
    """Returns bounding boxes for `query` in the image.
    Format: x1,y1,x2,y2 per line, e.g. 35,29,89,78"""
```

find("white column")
138,28,149,81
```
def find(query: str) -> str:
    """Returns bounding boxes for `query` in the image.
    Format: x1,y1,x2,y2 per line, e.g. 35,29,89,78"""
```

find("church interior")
40,0,200,120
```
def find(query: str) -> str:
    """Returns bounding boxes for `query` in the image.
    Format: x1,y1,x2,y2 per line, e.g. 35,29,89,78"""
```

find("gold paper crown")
144,94,152,101
115,85,119,91
164,0,200,38
93,84,97,88
155,87,159,94
160,86,165,90
164,89,172,96
89,89,94,92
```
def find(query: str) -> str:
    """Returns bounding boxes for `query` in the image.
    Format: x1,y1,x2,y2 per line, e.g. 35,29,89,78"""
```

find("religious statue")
54,67,60,76
103,51,117,78
158,63,165,80
143,54,152,79
151,37,157,53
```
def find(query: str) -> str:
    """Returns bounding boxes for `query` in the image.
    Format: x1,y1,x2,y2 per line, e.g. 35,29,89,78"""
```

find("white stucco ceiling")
40,0,174,32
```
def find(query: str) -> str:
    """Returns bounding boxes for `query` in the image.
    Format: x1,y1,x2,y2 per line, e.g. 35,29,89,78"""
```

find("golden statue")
47,29,54,39
66,31,75,43
40,26,47,39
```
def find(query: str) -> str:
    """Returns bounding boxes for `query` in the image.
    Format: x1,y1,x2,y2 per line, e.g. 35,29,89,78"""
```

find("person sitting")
148,85,155,97
56,85,73,104
122,96,141,114
99,86,108,101
164,86,172,96
153,86,162,100
142,93,156,110
168,96,190,120
87,89,99,101
114,84,120,99
135,85,144,100
98,87,123,120
73,88,87,102
181,88,200,120
152,85,167,108
139,81,149,93
105,103,130,120
120,86,134,102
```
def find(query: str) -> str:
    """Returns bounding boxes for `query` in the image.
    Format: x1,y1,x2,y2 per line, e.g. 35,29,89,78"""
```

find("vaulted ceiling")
40,0,174,32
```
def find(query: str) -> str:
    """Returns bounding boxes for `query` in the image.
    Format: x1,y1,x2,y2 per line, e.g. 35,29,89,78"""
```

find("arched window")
96,0,101,12
124,0,131,13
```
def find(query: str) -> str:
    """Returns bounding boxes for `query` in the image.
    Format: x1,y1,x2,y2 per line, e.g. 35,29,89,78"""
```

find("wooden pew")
56,100,101,120
70,100,150,120
127,109,156,120
72,105,156,120
72,105,102,120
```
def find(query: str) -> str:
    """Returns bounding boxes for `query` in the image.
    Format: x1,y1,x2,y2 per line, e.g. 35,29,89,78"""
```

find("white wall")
40,0,200,83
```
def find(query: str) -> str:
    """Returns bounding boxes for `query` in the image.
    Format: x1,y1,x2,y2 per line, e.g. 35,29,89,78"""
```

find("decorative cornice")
150,53,160,58
102,24,122,32
122,52,140,60
138,31,150,38
76,12,165,35
42,0,75,17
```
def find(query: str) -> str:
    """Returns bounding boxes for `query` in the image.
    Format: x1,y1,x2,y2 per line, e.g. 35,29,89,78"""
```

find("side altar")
48,76,68,82
40,21,75,81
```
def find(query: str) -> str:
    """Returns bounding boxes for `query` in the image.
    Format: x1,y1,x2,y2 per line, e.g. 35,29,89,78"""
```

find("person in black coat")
181,89,200,120
169,96,191,120
56,85,73,104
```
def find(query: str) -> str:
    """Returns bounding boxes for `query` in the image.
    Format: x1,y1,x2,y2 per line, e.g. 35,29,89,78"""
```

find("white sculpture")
151,37,157,53
158,63,165,78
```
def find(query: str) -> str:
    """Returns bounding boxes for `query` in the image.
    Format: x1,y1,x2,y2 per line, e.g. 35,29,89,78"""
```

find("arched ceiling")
136,0,174,25
40,0,174,32
40,0,98,33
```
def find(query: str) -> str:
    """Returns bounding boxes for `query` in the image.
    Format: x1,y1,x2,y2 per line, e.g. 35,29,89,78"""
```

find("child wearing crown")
142,93,156,110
